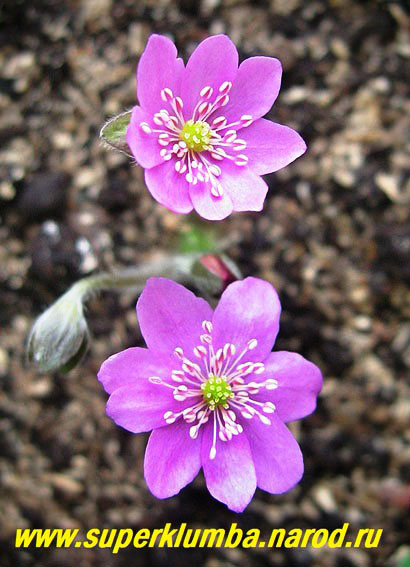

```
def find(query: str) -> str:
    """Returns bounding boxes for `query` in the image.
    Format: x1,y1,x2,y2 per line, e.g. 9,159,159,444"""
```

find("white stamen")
200,85,213,99
140,122,152,134
219,81,232,94
234,154,248,166
240,115,253,127
175,97,184,112
161,87,173,102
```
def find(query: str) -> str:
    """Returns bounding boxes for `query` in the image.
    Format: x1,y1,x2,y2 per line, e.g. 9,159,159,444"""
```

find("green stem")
71,253,200,301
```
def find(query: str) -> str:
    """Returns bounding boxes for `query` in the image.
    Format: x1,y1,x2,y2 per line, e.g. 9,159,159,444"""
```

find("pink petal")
244,413,304,494
98,347,177,395
256,351,322,423
240,118,307,175
137,277,213,356
105,380,188,434
189,180,233,221
212,277,281,363
181,35,238,118
217,162,268,212
144,421,202,498
137,34,184,116
144,161,193,214
201,422,256,512
212,56,282,125
126,105,163,169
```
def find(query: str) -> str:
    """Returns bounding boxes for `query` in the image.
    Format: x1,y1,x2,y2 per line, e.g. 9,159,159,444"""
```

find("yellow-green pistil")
202,374,233,409
180,120,211,152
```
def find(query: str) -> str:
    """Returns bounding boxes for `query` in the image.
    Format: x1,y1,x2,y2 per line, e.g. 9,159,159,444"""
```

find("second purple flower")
98,277,322,512
126,34,307,220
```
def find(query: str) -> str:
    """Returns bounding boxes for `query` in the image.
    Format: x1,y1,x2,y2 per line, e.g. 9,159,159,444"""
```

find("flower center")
202,374,233,408
138,83,254,198
149,320,279,460
180,120,211,152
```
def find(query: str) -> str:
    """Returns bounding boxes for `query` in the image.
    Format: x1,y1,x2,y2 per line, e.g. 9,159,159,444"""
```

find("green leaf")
100,110,132,156
178,221,216,254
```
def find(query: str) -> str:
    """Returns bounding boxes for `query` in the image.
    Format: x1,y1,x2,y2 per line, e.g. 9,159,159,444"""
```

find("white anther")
194,345,207,358
174,347,184,359
161,87,173,102
175,161,181,172
210,182,223,197
234,154,248,166
158,138,170,146
153,115,164,126
179,141,187,149
227,410,236,421
241,411,254,419
200,333,212,344
224,130,237,143
168,116,178,126
198,101,210,115
215,348,224,362
210,152,224,161
263,402,276,414
202,320,213,333
234,139,247,151
253,363,265,374
200,85,213,99
208,164,221,177
171,373,184,382
212,116,227,127
259,414,271,425
247,339,258,350
190,425,199,439
223,343,235,358
213,147,227,157
174,96,184,111
149,376,162,384
139,122,152,134
209,446,217,459
185,172,193,183
182,362,200,376
265,378,279,390
174,394,187,401
219,94,230,107
240,115,253,127
219,81,232,94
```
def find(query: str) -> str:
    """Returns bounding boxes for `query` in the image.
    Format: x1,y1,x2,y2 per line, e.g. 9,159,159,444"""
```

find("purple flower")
98,277,322,512
126,34,307,221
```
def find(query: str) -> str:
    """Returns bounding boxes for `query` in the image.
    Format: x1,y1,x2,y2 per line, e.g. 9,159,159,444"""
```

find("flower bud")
100,110,132,156
191,254,241,297
26,286,90,373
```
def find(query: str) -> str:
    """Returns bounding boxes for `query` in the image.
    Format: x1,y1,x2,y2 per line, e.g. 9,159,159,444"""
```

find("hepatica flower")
98,277,322,512
126,35,307,220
